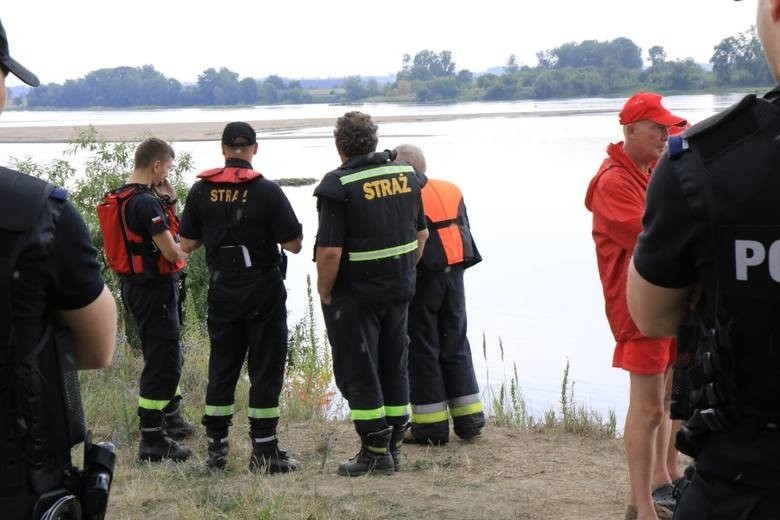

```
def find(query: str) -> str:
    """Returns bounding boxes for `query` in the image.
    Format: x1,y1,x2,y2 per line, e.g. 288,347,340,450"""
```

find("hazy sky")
1,1,758,86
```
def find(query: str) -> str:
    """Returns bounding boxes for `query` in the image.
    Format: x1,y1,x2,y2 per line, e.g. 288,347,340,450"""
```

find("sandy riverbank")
0,108,618,143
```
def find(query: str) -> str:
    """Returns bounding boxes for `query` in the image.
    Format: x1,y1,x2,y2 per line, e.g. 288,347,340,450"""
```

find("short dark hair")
334,111,378,158
134,137,175,169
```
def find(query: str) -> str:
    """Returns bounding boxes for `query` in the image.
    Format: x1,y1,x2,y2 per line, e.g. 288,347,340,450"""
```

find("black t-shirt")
124,186,170,239
11,198,105,350
179,159,302,270
633,155,707,289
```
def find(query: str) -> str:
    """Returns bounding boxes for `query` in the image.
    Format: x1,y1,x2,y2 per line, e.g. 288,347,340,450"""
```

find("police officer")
119,138,194,462
179,121,303,473
628,1,780,517
315,112,429,476
0,18,117,518
393,144,485,446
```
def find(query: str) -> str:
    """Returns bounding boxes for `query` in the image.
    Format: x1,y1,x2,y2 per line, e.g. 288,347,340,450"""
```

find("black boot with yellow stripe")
390,422,409,471
338,427,395,477
248,428,299,474
206,428,230,471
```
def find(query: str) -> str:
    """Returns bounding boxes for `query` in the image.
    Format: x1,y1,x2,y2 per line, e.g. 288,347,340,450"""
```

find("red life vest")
197,167,262,183
97,184,185,276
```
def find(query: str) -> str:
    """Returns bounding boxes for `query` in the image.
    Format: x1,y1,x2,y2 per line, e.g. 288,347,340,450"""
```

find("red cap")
619,92,686,127
668,122,691,136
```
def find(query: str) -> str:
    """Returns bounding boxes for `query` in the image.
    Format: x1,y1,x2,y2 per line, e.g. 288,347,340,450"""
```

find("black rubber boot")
206,429,230,471
337,427,395,477
248,431,299,474
404,424,449,446
453,411,485,441
163,398,196,440
390,423,409,472
138,427,192,463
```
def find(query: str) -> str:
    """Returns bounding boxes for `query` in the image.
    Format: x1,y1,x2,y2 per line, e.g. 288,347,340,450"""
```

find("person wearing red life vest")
116,138,193,463
179,122,303,474
394,144,485,447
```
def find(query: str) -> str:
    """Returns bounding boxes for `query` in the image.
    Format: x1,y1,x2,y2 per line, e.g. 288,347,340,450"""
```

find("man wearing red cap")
628,1,780,517
585,92,686,520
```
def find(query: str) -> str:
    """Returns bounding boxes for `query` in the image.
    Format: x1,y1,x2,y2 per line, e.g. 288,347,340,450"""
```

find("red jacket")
584,142,649,344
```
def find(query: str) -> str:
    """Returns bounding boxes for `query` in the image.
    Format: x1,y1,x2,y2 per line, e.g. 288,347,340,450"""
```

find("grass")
483,333,617,438
75,278,618,518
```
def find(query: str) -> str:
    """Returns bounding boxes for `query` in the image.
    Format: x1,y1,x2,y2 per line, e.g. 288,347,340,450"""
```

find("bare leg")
625,372,666,520
667,419,682,481
652,368,674,487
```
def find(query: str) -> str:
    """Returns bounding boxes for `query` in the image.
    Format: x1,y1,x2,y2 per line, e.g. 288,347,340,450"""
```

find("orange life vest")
420,179,480,270
97,184,185,276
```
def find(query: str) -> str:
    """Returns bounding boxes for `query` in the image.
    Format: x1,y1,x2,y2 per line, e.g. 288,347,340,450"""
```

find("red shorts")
613,337,676,375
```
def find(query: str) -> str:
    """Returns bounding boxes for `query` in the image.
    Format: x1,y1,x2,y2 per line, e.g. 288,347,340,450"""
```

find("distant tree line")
14,26,771,109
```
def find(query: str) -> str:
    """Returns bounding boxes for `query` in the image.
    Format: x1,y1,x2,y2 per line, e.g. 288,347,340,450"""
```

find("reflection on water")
0,94,744,429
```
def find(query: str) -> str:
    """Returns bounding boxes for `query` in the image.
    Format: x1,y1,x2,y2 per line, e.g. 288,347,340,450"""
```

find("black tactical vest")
0,168,86,514
670,91,780,423
315,151,424,306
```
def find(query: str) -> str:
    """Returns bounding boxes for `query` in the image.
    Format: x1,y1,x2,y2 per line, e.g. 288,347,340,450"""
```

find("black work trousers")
323,286,410,436
121,276,182,426
675,430,780,519
202,269,288,434
408,265,483,440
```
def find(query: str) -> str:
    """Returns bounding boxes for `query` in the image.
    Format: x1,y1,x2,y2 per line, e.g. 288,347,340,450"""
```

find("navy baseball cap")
0,19,39,87
222,122,257,147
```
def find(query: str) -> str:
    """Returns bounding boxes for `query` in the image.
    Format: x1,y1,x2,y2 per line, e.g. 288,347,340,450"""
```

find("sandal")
652,482,676,510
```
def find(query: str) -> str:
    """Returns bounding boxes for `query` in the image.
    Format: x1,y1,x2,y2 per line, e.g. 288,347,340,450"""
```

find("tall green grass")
483,333,617,438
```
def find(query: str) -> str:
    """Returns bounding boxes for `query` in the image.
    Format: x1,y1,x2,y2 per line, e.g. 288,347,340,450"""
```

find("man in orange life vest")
179,122,303,473
118,137,193,463
394,144,485,445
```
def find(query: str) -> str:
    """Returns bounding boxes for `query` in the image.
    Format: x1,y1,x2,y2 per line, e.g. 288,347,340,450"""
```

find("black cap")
221,122,257,147
0,19,39,87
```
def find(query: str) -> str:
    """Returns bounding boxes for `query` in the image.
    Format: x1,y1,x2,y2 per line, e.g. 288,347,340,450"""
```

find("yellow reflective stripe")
350,407,386,421
450,401,484,418
348,240,418,262
367,444,388,454
138,397,170,411
205,404,236,417
175,387,183,397
384,404,410,417
340,165,416,186
248,407,280,419
412,409,450,424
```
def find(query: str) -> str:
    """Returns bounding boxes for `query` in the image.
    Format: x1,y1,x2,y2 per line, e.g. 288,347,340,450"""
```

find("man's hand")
154,178,177,202
319,292,332,306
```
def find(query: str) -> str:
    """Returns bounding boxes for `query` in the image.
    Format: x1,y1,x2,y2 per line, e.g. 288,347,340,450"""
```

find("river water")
0,94,748,428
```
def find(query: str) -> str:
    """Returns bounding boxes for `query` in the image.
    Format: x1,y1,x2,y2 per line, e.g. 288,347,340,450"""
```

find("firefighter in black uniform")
119,138,194,462
0,18,117,518
179,122,303,473
315,112,429,476
627,2,780,517
394,144,485,446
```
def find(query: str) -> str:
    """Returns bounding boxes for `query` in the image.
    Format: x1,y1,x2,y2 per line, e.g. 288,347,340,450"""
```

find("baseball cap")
0,19,39,87
221,122,256,147
668,121,691,137
618,92,686,127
